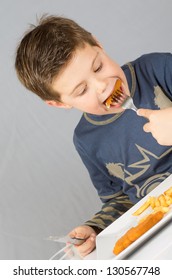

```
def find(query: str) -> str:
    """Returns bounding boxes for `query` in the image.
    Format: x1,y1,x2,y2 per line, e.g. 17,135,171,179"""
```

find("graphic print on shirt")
154,85,172,109
106,145,172,198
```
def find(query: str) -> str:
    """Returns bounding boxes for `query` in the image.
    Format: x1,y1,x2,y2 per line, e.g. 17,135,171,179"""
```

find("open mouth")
104,79,127,109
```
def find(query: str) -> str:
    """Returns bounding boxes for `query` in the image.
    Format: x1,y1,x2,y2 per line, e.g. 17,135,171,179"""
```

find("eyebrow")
70,51,99,95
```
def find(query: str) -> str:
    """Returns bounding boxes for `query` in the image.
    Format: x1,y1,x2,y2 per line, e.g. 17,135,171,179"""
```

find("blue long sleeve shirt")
73,53,172,230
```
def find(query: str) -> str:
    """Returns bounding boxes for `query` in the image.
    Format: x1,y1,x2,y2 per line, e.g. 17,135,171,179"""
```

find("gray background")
0,0,172,259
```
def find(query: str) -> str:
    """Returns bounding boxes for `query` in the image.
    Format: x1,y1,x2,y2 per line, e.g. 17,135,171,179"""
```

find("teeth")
105,79,123,109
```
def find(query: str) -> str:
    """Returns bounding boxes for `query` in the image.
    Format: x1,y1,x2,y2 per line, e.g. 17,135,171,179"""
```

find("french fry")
164,186,172,197
133,186,172,217
153,206,169,213
132,197,151,216
158,194,169,207
154,197,161,207
164,194,172,206
149,196,156,209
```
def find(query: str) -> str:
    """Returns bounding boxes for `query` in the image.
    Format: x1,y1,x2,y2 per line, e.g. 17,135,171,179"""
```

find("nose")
95,78,107,95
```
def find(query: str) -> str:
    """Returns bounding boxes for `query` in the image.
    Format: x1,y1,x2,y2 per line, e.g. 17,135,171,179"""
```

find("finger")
68,227,90,240
76,234,96,257
68,230,77,239
143,123,151,133
69,231,85,239
137,109,152,119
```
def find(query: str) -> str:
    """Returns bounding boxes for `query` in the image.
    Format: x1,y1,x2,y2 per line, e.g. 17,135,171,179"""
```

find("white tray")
96,174,172,260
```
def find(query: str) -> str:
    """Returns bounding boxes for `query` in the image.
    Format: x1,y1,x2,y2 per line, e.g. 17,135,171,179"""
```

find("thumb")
143,123,151,133
137,108,153,119
68,226,88,239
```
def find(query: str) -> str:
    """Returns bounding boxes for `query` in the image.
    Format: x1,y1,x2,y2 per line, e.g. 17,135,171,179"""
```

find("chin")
105,107,124,115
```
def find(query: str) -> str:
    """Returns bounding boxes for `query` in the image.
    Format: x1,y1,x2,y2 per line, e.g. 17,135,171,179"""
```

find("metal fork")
121,96,138,111
47,235,86,260
105,79,138,112
47,235,86,245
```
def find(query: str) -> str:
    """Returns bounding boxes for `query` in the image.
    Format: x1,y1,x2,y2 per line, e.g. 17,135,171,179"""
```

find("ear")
45,100,72,109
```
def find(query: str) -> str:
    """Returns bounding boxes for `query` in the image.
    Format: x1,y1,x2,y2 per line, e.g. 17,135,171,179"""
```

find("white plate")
96,174,172,260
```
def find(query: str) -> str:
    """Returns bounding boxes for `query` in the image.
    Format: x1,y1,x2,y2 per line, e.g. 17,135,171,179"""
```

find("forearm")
84,194,134,231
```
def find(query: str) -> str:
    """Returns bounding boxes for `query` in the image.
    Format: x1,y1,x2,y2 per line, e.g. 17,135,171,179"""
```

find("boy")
15,15,172,257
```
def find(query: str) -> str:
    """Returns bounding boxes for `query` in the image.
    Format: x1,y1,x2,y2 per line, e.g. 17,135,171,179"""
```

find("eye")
78,86,88,96
94,62,103,73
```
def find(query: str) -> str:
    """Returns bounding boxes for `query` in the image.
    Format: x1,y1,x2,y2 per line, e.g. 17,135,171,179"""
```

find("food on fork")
113,211,164,255
105,79,123,109
104,79,137,111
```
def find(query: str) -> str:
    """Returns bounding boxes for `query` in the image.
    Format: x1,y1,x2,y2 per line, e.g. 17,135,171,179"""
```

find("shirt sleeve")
164,53,172,97
84,194,134,231
137,52,172,99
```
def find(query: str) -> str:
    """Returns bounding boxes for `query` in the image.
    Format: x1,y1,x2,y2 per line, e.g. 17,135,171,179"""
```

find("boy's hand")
68,225,97,257
137,108,172,146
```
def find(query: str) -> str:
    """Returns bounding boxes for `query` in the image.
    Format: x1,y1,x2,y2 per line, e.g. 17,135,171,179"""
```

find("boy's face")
50,43,130,115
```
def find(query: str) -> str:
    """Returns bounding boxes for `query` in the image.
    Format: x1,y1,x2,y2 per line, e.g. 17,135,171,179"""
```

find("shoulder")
73,113,87,148
133,52,172,68
135,52,171,61
128,52,172,79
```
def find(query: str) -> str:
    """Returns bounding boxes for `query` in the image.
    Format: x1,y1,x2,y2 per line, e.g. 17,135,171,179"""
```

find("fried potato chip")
164,186,172,197
132,186,172,216
154,197,161,207
153,206,169,213
158,194,169,207
164,186,172,196
149,196,156,209
132,197,151,216
164,194,172,206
